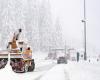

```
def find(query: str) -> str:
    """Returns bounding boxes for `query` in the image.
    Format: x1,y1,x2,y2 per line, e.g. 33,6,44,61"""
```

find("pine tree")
38,0,53,52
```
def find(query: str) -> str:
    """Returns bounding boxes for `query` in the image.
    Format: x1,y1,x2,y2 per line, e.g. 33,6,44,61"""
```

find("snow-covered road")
0,59,56,80
38,61,100,80
39,64,70,80
0,58,100,80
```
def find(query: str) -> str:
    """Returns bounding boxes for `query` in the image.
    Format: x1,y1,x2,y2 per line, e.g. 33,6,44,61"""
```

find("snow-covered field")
0,52,100,80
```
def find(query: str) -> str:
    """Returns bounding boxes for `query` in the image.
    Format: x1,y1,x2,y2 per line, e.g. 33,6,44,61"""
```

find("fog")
50,0,100,56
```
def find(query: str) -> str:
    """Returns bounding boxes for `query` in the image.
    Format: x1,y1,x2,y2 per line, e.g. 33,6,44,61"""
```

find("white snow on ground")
0,52,56,80
33,52,52,68
40,64,69,80
39,60,100,80
65,61,100,80
0,52,100,80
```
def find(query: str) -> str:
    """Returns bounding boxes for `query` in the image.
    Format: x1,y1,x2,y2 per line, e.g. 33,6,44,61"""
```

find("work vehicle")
0,29,35,73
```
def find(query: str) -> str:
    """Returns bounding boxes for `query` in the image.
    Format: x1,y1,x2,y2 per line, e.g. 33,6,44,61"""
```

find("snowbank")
65,61,100,80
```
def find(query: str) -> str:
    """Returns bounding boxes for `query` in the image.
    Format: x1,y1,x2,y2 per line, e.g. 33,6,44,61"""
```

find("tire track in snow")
34,63,56,80
35,63,56,72
64,68,70,80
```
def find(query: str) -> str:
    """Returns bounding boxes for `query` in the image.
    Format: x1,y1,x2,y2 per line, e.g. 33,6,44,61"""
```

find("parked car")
57,57,67,64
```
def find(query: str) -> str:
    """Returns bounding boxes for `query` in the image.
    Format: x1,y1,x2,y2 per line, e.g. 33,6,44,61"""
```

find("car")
57,56,67,64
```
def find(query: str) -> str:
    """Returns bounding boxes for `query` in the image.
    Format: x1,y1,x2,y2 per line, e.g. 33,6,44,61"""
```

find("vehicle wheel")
0,59,8,69
28,60,35,72
24,64,29,72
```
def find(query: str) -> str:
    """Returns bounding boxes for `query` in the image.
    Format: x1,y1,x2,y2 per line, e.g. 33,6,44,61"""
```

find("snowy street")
0,57,100,80
0,0,99,80
39,61,100,80
39,64,70,80
0,58,56,80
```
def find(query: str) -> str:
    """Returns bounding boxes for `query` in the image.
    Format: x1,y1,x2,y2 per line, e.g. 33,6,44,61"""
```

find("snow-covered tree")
0,0,63,52
53,18,64,49
38,0,54,52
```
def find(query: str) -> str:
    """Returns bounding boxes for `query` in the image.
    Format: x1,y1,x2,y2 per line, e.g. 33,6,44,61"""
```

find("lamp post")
82,0,87,60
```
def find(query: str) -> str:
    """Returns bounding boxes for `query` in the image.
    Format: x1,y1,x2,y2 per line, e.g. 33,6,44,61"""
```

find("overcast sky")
50,0,100,56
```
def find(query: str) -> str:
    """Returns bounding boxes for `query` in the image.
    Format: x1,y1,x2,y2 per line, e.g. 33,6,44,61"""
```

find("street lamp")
82,0,87,60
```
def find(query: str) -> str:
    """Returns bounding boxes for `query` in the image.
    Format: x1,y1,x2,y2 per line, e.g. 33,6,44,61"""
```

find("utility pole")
82,0,87,60
65,40,66,54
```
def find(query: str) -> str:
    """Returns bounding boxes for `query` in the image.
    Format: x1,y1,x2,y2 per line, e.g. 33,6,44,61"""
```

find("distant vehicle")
57,56,67,64
71,57,76,61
